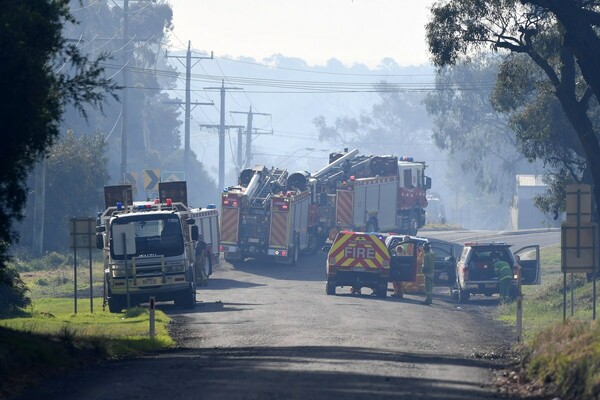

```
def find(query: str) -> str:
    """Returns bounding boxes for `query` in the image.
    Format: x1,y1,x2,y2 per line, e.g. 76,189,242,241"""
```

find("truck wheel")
458,288,470,303
326,280,336,295
174,289,195,309
108,295,126,313
376,282,387,298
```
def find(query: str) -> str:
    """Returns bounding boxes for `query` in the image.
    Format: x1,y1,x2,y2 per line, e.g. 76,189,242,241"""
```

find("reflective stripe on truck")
328,232,390,269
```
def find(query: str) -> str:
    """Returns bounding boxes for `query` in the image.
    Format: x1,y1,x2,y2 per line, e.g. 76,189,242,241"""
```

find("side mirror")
424,176,432,190
96,234,104,250
186,218,196,225
191,225,199,241
321,245,331,253
96,225,105,233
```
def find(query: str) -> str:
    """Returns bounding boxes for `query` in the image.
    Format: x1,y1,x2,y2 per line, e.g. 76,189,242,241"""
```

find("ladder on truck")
250,168,288,208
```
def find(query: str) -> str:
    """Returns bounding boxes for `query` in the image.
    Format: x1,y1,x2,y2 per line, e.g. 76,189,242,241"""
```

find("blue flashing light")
223,187,229,192
116,202,123,211
206,204,217,209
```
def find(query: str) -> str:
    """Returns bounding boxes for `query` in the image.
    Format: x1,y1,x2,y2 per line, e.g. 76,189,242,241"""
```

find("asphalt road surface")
19,229,560,400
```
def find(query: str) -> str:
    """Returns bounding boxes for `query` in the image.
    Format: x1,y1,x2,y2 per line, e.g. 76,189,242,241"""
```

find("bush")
0,266,31,315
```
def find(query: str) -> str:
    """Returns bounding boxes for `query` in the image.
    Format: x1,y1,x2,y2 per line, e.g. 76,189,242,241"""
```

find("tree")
18,132,109,251
426,0,600,221
62,0,218,206
424,54,528,201
313,82,433,155
0,1,117,313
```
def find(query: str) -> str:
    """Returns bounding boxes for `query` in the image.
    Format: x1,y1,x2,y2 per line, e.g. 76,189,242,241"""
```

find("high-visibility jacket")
422,251,435,277
494,260,513,281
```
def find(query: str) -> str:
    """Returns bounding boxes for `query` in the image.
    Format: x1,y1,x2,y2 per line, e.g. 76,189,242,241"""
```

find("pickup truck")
323,231,390,297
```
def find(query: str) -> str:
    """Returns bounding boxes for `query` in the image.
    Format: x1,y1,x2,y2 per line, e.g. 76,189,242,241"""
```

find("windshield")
110,214,184,259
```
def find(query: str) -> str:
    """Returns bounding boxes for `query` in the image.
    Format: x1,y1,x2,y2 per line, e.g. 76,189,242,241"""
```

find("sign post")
68,217,96,314
112,224,136,310
561,184,598,320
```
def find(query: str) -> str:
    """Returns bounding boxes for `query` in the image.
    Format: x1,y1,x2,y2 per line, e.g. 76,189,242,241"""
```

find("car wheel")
326,280,336,295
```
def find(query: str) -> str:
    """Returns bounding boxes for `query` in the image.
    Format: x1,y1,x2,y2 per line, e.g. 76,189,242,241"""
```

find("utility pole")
230,106,271,169
32,159,46,255
166,41,214,177
203,80,242,190
120,0,130,182
236,127,243,174
119,0,160,183
199,123,244,189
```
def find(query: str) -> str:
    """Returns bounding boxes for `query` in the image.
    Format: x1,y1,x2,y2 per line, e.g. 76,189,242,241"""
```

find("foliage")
426,0,600,223
313,82,432,155
524,319,600,400
0,266,31,315
0,0,117,313
424,54,528,201
17,132,109,251
0,297,174,399
63,0,217,204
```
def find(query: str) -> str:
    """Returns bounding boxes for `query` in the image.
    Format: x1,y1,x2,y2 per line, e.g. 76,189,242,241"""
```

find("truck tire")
458,288,470,303
376,282,388,298
108,295,126,313
326,280,336,295
174,289,195,309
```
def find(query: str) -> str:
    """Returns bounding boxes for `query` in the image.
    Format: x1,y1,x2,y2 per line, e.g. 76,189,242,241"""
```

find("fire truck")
311,149,431,236
97,181,219,313
220,165,317,265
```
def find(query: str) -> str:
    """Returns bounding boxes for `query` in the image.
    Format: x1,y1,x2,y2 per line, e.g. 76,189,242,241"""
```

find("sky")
167,0,437,68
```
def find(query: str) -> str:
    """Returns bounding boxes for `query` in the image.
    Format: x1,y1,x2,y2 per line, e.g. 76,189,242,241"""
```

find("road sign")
68,217,96,249
561,222,598,273
161,170,185,182
125,171,138,188
144,169,160,191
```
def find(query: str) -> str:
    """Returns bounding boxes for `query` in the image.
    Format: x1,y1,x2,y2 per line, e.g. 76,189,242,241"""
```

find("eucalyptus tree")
426,0,600,219
0,0,117,313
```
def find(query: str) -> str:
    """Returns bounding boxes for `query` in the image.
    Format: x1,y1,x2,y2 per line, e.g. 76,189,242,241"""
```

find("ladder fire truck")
310,149,431,236
220,166,317,265
97,181,219,313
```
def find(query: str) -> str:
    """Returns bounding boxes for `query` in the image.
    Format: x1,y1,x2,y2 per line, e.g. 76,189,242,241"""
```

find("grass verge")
497,244,600,399
0,296,175,399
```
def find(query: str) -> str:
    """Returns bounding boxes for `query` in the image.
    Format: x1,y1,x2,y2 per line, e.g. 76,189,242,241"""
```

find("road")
18,229,559,400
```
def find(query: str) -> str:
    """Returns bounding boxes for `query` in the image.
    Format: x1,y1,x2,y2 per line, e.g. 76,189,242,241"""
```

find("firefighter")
328,222,342,243
421,243,435,305
194,234,208,285
391,243,406,298
493,252,513,301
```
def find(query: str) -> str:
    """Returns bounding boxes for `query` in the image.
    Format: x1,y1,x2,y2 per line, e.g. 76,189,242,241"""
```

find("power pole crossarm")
230,107,272,169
